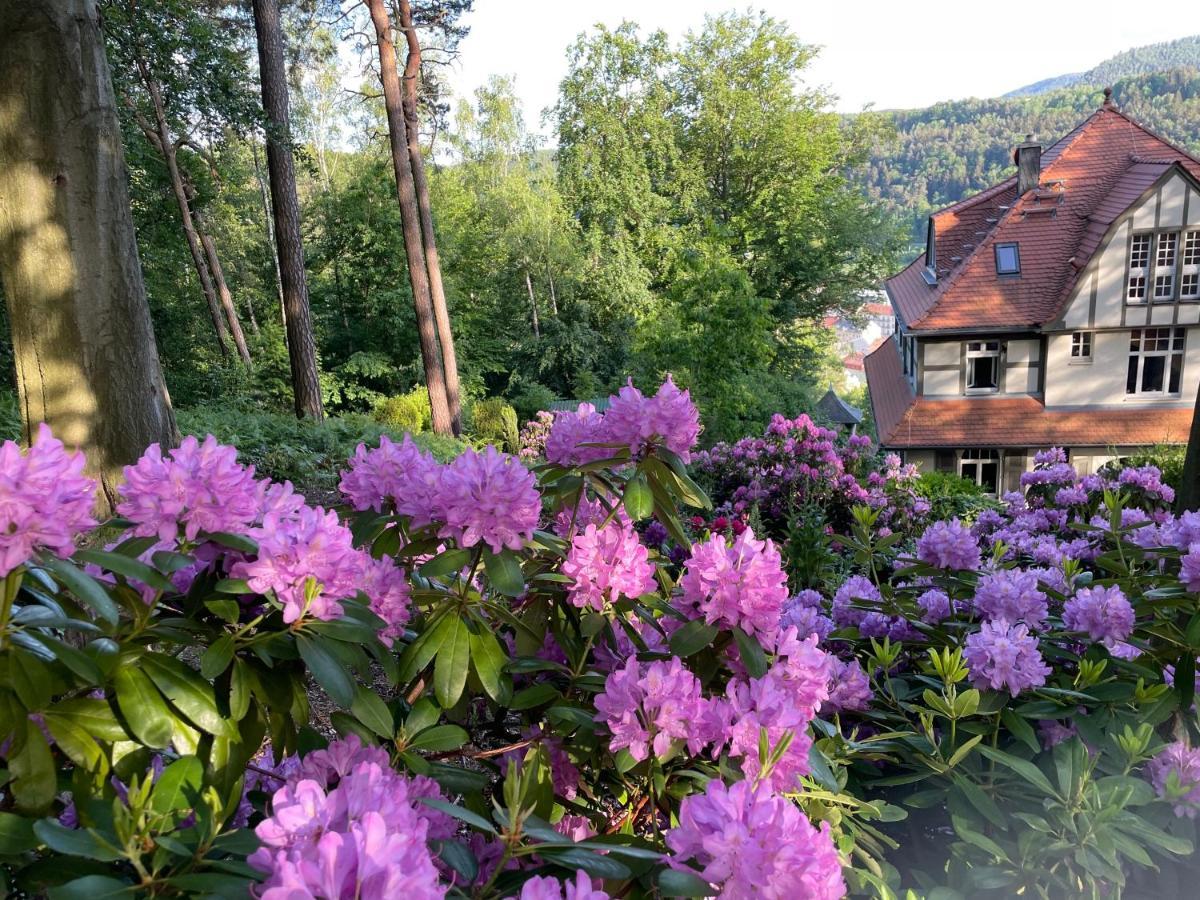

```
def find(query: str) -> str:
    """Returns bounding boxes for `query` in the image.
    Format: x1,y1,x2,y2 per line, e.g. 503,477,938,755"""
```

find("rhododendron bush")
0,388,1197,898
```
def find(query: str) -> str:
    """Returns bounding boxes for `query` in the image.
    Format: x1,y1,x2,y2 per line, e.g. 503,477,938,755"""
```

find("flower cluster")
119,434,260,542
518,410,555,463
916,519,981,570
963,621,1050,696
693,413,926,536
545,402,609,468
680,528,789,644
562,522,656,611
1062,584,1134,644
594,656,711,762
665,779,845,900
1146,741,1200,818
250,738,451,899
340,438,540,553
972,569,1048,629
0,424,96,577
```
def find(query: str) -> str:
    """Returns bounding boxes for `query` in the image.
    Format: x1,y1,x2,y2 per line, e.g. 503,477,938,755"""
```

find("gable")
1057,166,1200,330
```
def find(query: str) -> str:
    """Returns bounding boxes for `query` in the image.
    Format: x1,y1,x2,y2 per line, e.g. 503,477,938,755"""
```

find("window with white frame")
1126,327,1184,396
965,341,1000,392
1182,230,1200,300
959,449,1001,494
1070,331,1092,359
1128,233,1151,302
1154,231,1179,301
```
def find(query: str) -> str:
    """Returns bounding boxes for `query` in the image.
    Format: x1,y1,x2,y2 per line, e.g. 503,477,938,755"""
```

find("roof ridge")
933,175,1017,218
1102,104,1200,169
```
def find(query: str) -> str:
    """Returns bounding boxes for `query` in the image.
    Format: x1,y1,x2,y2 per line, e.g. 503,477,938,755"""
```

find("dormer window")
966,341,1001,392
994,242,1020,275
922,218,938,284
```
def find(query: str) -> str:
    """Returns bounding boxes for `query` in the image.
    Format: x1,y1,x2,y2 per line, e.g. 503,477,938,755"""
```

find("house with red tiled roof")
866,93,1198,494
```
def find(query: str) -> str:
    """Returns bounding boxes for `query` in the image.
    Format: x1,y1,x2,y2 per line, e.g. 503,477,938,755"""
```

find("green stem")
0,567,23,650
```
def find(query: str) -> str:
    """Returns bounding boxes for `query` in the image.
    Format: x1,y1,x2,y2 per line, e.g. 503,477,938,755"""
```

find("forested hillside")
863,66,1200,245
1005,34,1200,96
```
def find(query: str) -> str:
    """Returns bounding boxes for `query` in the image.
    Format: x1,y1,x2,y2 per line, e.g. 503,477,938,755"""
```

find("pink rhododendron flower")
1182,545,1200,593
435,446,540,553
551,493,629,538
517,871,610,900
963,621,1050,696
719,671,816,791
665,779,845,899
118,434,258,543
545,403,609,468
0,424,96,576
250,757,449,899
681,527,788,644
1146,741,1200,817
594,656,712,761
234,506,359,623
338,434,443,528
358,554,412,646
562,522,656,611
1063,584,1134,644
602,377,700,462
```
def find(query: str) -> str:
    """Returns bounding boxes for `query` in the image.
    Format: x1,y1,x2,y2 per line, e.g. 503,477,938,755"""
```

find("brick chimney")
1014,134,1041,195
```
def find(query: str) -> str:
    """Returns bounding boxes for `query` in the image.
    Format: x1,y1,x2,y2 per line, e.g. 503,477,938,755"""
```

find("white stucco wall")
1045,327,1199,407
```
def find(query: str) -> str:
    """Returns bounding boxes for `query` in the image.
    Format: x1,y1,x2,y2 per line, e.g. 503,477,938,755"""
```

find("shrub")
509,380,558,423
177,404,465,494
469,396,519,451
372,385,432,434
1113,443,1186,495
0,387,1197,898
913,469,999,522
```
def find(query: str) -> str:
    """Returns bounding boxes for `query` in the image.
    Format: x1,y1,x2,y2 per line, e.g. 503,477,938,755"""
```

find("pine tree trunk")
252,141,286,341
364,0,452,435
525,269,540,338
139,66,231,357
197,216,252,364
0,0,178,514
398,0,461,436
251,0,323,420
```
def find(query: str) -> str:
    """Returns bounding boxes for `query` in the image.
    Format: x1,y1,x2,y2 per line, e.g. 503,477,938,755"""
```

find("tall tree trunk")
547,265,558,315
1179,395,1200,512
0,0,178,513
139,64,231,357
364,0,451,435
252,141,286,341
525,269,540,338
398,0,461,435
196,213,252,364
251,0,323,420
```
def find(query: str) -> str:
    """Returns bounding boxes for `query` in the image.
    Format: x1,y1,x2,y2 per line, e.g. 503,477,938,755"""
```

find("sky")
440,0,1199,136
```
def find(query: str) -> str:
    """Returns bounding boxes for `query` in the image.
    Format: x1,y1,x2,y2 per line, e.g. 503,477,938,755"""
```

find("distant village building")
867,95,1197,495
825,292,895,387
816,386,863,433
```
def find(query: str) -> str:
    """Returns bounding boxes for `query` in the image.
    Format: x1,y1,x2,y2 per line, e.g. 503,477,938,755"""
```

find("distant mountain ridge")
1004,35,1200,97
858,39,1200,248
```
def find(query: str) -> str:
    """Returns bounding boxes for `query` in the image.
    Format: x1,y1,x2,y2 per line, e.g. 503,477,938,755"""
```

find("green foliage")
1118,444,1187,494
914,471,1001,523
372,386,433,435
0,390,22,443
468,397,519,451
176,405,466,493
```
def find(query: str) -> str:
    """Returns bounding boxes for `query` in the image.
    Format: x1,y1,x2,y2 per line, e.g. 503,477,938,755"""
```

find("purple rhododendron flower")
594,656,712,762
1146,741,1200,817
963,621,1050,696
119,434,258,543
1182,545,1200,593
916,519,981,570
358,554,412,646
680,528,788,644
825,658,873,713
916,588,953,623
435,446,540,553
781,590,834,642
973,569,1048,629
562,522,656,611
831,575,883,630
665,779,845,900
1063,584,1134,644
545,403,610,468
